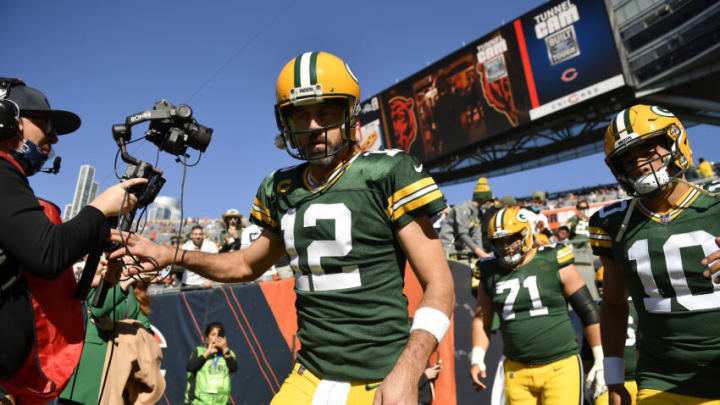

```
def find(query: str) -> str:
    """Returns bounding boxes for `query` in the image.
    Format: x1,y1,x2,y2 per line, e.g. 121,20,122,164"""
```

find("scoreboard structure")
358,0,720,185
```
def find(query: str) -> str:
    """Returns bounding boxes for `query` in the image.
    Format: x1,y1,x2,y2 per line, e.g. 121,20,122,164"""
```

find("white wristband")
410,307,451,344
470,347,486,371
603,357,624,385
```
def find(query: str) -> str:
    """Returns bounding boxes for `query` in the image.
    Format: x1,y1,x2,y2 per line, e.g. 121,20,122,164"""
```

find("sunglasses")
23,114,55,136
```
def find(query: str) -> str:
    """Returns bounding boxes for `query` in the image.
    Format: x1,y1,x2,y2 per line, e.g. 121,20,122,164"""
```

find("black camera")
144,100,212,156
77,100,212,306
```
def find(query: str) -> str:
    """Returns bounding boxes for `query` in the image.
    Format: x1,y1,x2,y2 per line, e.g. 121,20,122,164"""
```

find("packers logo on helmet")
603,104,692,196
275,51,361,161
488,208,533,267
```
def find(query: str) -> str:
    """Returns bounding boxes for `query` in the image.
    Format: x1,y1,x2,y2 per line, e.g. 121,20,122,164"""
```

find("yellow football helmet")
487,208,533,267
275,51,361,160
604,105,692,196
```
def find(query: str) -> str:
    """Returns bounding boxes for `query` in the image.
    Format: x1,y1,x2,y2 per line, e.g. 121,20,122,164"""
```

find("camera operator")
0,79,145,403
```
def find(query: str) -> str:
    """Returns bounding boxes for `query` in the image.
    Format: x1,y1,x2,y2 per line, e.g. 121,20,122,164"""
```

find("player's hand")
701,236,720,283
586,360,607,398
608,384,631,405
372,366,417,405
470,364,487,391
89,178,148,218
108,230,173,273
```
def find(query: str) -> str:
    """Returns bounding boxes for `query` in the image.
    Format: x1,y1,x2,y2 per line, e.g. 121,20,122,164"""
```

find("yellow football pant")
595,381,637,405
637,389,720,405
504,354,582,405
270,362,382,405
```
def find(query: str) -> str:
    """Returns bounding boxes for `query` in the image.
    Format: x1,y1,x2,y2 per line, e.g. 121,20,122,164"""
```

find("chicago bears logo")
388,96,418,152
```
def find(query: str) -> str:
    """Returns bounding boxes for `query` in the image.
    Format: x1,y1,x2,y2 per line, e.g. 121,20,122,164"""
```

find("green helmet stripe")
309,51,318,85
623,108,633,137
293,54,303,88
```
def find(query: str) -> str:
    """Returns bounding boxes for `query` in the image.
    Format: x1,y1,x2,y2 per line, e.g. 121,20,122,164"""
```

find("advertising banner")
357,96,385,152
512,0,624,120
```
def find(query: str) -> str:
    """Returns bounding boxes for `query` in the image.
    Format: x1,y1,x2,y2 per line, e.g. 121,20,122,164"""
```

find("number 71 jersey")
589,184,720,368
249,150,446,381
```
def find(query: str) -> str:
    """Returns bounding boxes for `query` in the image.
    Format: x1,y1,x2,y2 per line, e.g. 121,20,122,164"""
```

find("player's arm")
109,228,285,283
599,256,632,404
559,263,605,395
470,280,494,390
375,215,454,405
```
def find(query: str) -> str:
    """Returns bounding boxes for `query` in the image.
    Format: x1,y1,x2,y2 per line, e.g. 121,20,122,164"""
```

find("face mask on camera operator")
0,81,79,175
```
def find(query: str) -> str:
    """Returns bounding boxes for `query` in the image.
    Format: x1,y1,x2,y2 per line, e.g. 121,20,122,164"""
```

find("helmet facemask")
275,96,358,164
491,230,529,267
606,125,687,197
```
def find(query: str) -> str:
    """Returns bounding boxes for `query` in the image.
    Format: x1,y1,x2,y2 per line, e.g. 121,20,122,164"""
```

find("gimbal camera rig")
75,100,212,306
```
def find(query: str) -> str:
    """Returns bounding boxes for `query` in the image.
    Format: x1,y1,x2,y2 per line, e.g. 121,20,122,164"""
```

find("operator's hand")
470,364,487,391
108,230,173,273
89,178,148,218
372,363,418,405
702,236,720,283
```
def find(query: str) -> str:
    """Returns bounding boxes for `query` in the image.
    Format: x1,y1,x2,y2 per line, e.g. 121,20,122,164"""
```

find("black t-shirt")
0,157,109,279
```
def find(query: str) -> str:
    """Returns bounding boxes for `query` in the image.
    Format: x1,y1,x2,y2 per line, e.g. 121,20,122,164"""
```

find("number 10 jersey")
250,150,446,381
590,182,720,397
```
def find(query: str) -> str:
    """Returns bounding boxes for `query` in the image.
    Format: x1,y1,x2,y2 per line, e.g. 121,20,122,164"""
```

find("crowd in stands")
107,158,717,294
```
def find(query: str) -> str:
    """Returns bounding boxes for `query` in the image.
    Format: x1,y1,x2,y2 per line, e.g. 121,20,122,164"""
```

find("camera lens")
185,122,213,153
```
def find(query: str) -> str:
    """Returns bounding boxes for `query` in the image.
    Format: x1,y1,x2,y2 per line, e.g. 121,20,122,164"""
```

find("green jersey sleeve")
589,199,630,259
381,151,446,230
249,171,283,234
555,244,575,267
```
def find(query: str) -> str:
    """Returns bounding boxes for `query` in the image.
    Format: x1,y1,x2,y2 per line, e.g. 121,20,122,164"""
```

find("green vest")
185,347,233,405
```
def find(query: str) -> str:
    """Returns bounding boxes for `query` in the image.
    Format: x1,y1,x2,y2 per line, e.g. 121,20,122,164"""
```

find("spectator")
181,225,217,288
219,209,243,253
418,359,442,405
698,157,715,178
60,262,159,405
439,177,494,258
160,236,184,286
567,199,591,247
499,195,517,208
527,191,551,238
551,225,571,244
185,322,237,405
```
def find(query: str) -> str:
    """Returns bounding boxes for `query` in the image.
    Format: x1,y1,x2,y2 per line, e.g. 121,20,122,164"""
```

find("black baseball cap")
1,78,80,135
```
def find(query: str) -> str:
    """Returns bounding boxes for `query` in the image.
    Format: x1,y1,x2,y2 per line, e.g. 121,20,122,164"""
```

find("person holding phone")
185,322,237,405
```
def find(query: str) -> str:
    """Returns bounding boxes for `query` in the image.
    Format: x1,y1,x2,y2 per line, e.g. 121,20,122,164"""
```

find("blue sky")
5,1,718,218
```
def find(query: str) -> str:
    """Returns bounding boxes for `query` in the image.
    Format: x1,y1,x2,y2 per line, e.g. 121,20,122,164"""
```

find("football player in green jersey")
591,105,720,405
470,207,605,404
110,51,454,405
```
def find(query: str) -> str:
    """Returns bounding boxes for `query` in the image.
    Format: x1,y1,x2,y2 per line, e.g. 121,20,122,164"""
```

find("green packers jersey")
590,182,720,397
624,299,638,381
479,244,578,365
249,150,446,381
